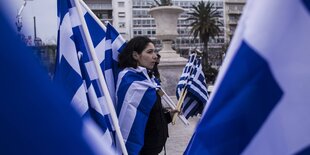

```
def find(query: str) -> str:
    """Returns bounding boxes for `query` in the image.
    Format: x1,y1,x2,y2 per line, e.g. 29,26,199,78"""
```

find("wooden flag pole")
172,88,188,124
160,88,190,126
73,1,128,154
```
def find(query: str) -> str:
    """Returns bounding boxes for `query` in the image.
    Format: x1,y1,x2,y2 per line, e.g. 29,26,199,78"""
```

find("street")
160,116,200,155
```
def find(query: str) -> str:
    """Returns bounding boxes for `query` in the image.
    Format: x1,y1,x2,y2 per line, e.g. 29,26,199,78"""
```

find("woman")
116,36,172,155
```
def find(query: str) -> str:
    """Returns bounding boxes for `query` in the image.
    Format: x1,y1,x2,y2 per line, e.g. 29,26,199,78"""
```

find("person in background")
152,53,161,84
116,36,174,155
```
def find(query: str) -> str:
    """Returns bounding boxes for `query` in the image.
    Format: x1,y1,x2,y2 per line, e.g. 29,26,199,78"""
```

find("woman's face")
135,42,157,70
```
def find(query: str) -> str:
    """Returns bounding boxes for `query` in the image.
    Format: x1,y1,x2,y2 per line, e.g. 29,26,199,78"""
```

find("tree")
186,1,222,76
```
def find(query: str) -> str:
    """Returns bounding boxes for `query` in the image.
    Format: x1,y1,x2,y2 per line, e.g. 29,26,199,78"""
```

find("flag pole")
73,1,128,154
160,88,190,126
172,88,188,124
172,53,197,124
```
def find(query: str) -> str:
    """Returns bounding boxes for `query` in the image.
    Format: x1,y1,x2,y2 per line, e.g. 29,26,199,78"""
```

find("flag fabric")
101,23,127,106
0,4,113,155
116,67,158,155
54,0,125,150
185,0,310,154
176,53,209,118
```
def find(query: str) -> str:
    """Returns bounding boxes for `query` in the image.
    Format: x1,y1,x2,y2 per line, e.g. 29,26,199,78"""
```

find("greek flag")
185,0,310,154
54,0,125,150
0,4,114,154
116,67,158,155
176,53,209,118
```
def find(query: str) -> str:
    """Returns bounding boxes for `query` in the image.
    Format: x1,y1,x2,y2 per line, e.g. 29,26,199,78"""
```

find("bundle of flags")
54,0,126,152
185,0,310,154
176,53,209,119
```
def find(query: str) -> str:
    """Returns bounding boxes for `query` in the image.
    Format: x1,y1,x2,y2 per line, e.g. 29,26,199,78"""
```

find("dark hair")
118,36,154,69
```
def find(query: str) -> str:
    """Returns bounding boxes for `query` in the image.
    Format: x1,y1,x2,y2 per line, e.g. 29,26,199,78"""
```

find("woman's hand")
164,107,180,118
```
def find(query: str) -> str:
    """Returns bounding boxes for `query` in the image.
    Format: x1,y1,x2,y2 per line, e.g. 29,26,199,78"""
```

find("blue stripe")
84,109,108,132
100,58,120,84
117,42,126,53
198,74,205,84
57,0,72,25
107,23,120,42
295,145,310,155
189,82,208,103
185,103,202,119
104,49,113,69
116,71,148,115
112,60,121,82
55,29,61,74
92,80,103,98
182,93,204,118
126,87,157,155
180,76,187,81
72,26,89,60
302,0,310,13
182,97,195,118
54,57,82,100
84,12,106,47
185,40,283,155
182,97,194,110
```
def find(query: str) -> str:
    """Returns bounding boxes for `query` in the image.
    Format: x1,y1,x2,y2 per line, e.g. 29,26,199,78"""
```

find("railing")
87,3,112,10
227,9,242,14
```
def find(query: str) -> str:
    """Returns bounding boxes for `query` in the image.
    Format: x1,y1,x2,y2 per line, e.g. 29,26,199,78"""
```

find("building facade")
224,0,246,42
132,0,225,57
83,0,132,40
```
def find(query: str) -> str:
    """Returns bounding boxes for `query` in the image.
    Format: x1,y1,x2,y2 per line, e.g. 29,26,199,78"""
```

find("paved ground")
159,116,200,155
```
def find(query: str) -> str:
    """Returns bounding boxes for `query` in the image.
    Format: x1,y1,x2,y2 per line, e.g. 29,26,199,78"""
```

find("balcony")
227,9,242,14
87,3,112,10
100,18,112,24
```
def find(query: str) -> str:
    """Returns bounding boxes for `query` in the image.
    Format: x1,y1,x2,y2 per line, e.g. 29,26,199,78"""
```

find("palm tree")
153,0,172,6
186,1,222,75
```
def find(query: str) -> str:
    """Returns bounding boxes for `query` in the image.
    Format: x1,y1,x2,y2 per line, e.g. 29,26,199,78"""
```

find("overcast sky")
5,0,57,44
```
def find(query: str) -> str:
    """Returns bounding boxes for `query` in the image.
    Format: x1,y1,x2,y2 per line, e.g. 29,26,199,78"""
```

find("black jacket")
140,92,172,155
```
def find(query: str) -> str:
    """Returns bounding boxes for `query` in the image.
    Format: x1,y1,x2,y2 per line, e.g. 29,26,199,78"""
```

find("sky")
5,0,58,45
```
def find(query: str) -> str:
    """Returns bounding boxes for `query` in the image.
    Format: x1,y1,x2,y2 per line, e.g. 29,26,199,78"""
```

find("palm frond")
153,0,172,6
186,0,222,41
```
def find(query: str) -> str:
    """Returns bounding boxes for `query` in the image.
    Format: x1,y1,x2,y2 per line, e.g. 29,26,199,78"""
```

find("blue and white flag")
54,0,125,150
0,3,113,154
101,23,127,106
185,0,310,154
176,54,209,118
116,67,158,155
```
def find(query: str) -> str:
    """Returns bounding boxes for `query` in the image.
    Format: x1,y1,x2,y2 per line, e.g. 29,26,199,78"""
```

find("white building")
132,0,225,56
84,0,132,40
224,0,246,42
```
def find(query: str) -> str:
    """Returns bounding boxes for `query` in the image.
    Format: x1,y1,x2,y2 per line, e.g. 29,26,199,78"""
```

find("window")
119,22,125,28
118,2,125,7
118,12,125,18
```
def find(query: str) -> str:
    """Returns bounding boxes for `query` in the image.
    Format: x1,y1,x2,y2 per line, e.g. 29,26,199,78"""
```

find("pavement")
159,116,200,155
